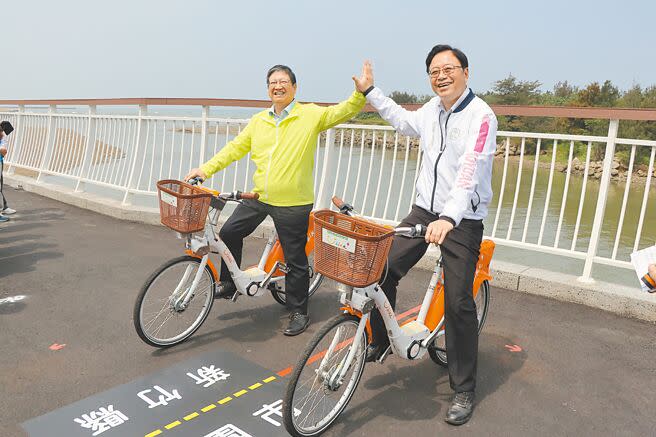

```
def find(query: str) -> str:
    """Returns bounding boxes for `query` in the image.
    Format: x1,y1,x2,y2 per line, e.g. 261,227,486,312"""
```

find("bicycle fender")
340,306,373,343
184,250,219,281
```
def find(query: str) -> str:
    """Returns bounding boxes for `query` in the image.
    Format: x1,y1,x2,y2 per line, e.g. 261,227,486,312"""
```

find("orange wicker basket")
313,209,395,287
156,180,213,233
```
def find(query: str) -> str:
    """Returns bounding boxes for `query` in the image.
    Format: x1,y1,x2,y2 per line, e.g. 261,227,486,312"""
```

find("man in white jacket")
354,44,497,426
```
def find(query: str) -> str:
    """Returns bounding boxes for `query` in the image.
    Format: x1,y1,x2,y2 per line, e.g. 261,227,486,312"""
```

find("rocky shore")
494,141,656,184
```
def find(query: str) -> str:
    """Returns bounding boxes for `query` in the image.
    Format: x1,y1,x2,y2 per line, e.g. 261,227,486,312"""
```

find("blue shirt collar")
269,99,296,124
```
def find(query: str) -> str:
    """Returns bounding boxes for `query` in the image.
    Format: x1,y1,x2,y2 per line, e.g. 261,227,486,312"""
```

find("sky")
3,0,655,102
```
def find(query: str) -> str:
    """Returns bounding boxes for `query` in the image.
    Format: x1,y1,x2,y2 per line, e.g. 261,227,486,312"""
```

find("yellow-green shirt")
201,90,365,206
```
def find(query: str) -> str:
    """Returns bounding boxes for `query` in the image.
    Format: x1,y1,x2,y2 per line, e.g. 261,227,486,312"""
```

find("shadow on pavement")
330,331,527,434
0,250,63,279
148,289,340,357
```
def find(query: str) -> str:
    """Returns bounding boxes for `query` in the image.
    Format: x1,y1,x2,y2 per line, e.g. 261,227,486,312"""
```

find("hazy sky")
4,0,655,101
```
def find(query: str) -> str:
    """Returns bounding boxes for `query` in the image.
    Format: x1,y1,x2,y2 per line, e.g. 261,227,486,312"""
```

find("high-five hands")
353,60,374,93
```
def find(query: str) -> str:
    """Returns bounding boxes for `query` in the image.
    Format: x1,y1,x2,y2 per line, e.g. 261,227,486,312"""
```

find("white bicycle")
133,179,324,348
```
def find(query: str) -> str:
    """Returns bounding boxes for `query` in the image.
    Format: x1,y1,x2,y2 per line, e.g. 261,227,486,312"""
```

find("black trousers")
0,160,7,210
218,199,313,314
372,204,483,393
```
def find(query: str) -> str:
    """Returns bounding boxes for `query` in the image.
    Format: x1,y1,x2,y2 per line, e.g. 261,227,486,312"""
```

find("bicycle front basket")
313,210,395,287
156,179,213,234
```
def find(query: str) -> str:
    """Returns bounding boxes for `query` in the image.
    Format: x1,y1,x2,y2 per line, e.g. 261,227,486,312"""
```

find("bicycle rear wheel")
134,256,215,347
428,279,490,367
270,250,324,305
283,313,368,437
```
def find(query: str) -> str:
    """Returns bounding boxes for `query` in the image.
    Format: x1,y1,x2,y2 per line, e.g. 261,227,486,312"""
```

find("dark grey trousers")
0,160,7,210
218,199,313,314
372,204,483,392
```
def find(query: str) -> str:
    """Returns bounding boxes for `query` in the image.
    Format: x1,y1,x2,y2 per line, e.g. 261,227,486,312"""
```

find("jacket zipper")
430,113,451,212
264,126,279,201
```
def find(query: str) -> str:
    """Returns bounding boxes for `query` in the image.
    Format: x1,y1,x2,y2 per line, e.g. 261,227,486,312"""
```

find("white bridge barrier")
1,99,655,284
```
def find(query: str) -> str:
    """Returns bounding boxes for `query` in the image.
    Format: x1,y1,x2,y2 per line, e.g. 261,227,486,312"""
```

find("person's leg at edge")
441,218,483,425
271,203,312,336
217,199,268,297
1,160,8,211
368,205,431,360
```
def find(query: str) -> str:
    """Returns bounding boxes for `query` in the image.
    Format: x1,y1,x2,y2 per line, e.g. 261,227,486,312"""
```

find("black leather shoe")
214,281,237,299
365,342,391,363
284,312,310,336
445,391,475,425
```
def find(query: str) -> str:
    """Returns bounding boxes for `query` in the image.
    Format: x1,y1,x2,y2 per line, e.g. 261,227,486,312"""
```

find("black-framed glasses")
268,79,291,87
428,65,463,78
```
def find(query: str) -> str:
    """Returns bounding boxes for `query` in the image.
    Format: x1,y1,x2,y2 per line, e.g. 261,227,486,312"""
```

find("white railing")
1,101,655,283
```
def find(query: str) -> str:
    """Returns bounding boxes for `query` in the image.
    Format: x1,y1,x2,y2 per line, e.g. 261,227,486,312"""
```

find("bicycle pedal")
278,263,290,274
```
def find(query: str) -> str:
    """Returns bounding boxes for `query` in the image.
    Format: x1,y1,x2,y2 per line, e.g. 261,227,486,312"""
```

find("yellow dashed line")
218,396,233,404
183,412,200,421
149,375,275,435
165,420,182,430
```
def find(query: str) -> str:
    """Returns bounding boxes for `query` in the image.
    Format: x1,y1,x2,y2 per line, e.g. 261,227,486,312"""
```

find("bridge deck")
1,187,654,436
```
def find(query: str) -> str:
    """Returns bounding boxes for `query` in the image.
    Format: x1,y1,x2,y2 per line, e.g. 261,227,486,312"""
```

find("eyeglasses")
268,79,291,87
428,65,463,78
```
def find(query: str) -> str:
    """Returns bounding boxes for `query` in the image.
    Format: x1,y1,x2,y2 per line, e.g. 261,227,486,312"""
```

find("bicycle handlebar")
218,190,259,201
187,177,204,185
331,196,354,214
186,178,259,201
239,192,260,200
395,224,427,239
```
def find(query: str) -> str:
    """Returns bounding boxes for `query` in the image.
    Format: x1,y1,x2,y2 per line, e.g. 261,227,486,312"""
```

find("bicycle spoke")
287,314,367,435
136,258,215,346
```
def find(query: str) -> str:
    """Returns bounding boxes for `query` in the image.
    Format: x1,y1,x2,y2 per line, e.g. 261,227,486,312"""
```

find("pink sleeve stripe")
474,115,490,153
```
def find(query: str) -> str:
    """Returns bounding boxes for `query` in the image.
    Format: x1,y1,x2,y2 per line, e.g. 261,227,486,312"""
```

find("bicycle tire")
270,250,324,305
134,256,215,348
283,313,368,437
428,279,490,367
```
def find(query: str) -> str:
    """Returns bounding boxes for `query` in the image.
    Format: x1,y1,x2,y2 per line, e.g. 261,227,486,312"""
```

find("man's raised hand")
353,60,374,93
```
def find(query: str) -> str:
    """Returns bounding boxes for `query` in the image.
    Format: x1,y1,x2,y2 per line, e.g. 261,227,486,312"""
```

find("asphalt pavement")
1,187,655,436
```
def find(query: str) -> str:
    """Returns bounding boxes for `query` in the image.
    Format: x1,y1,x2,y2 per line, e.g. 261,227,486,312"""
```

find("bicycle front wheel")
133,256,215,347
283,313,368,437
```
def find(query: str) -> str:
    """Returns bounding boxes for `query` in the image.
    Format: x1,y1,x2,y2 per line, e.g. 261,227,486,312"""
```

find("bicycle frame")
337,240,494,367
177,196,317,306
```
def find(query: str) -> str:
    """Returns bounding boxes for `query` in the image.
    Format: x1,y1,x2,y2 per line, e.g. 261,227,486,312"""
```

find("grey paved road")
1,187,655,436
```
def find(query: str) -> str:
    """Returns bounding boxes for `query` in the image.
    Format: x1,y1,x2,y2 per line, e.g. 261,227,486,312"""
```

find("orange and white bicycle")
133,179,324,348
283,197,494,436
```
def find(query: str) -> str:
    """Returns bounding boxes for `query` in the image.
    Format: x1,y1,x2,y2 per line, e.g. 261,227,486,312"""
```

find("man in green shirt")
186,65,367,335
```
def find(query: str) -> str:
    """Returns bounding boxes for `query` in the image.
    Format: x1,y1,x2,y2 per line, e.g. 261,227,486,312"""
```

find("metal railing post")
200,105,209,164
579,119,619,283
315,128,335,209
37,105,57,182
122,104,147,205
75,105,97,192
6,104,25,175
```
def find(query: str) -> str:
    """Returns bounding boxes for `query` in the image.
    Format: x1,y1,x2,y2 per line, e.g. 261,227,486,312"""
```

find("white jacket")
366,87,497,227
